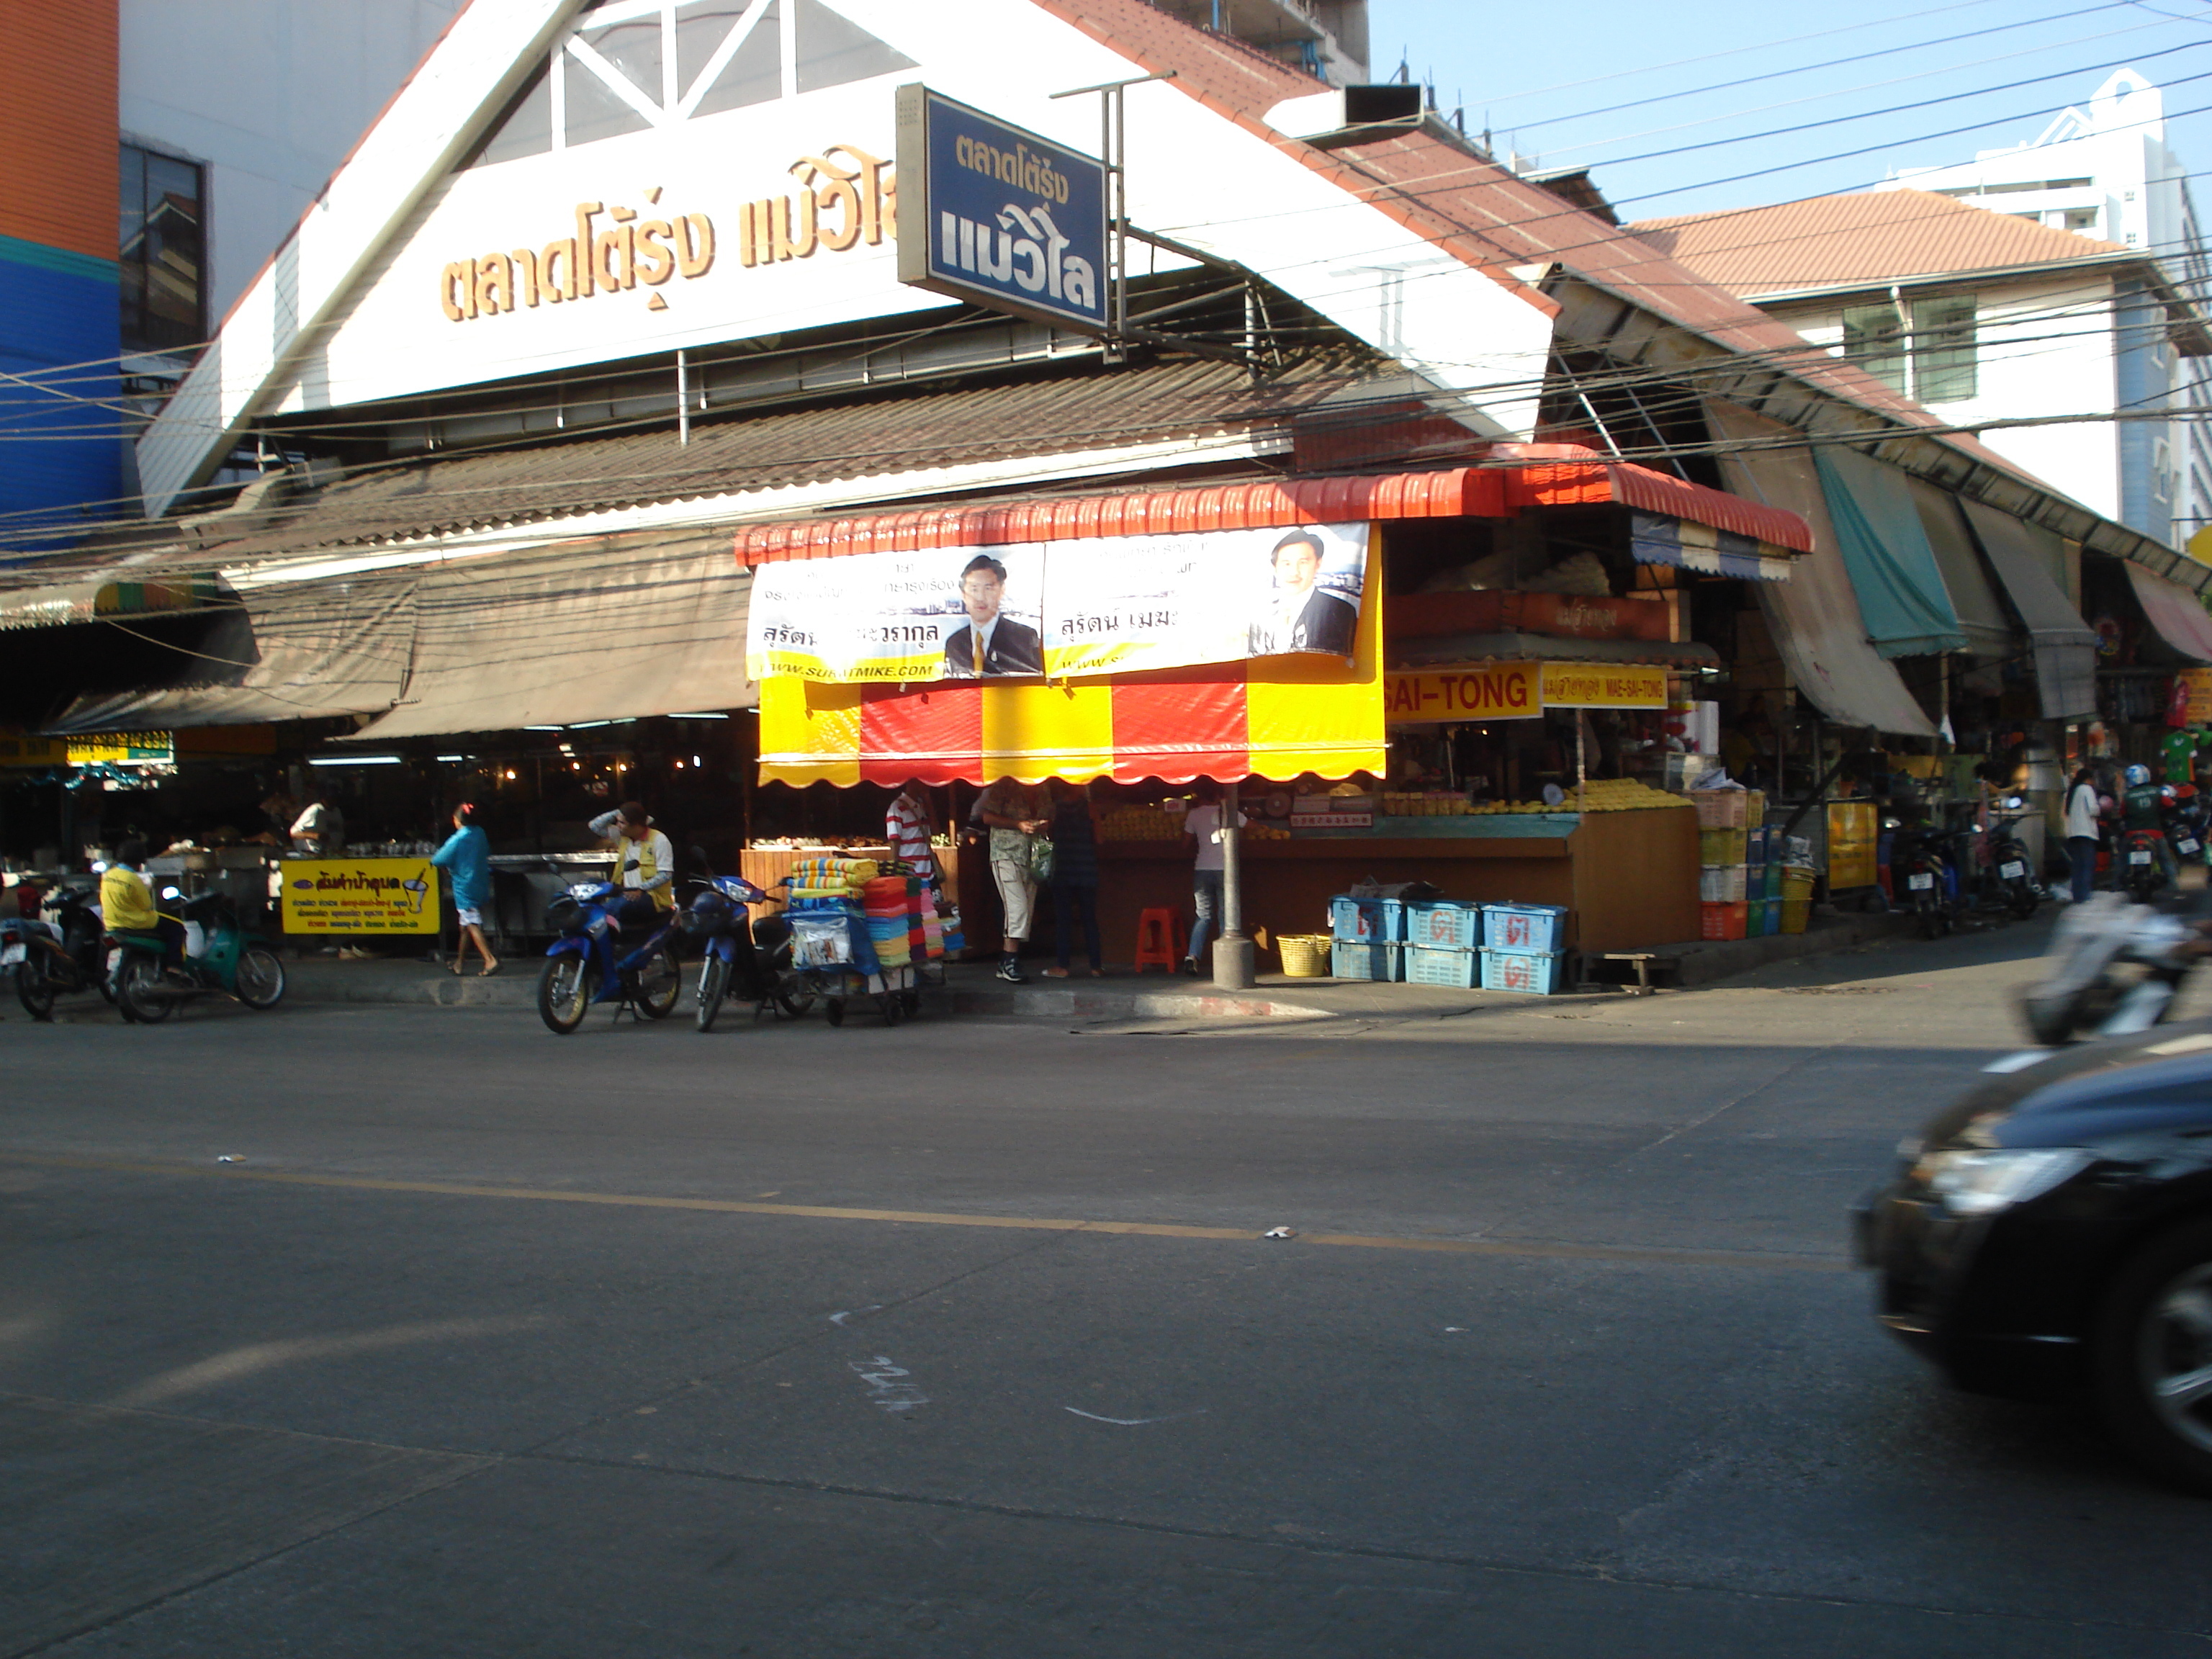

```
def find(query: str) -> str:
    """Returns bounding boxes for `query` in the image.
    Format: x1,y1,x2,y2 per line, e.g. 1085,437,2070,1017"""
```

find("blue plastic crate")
1746,825,1769,867
1482,903,1568,954
1480,948,1566,995
1328,895,1406,943
1403,899,1482,950
1331,940,1403,981
1761,896,1782,935
1405,945,1480,988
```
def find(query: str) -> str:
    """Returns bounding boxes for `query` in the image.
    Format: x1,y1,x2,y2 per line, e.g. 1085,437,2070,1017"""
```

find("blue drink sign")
895,84,1110,335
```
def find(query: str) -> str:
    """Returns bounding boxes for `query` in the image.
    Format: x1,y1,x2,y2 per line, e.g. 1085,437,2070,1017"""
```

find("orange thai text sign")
1382,663,1539,723
2177,668,2212,725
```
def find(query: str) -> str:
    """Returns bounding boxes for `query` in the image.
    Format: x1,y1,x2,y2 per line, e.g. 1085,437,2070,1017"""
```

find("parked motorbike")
1980,794,2043,921
2016,891,2200,1049
12,876,116,1020
2119,822,2171,902
680,852,810,1032
1887,817,1954,940
2171,784,2211,868
536,881,684,1034
110,887,286,1023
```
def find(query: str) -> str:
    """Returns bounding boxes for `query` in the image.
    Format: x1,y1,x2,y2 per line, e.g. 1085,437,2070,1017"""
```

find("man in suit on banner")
1249,529,1357,657
943,553,1044,677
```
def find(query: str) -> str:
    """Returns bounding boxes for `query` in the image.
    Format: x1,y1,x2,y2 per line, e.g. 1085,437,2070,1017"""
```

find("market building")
3,0,2198,979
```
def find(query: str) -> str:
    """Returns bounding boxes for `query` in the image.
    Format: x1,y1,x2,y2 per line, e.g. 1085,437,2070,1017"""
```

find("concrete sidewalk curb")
264,907,1925,1021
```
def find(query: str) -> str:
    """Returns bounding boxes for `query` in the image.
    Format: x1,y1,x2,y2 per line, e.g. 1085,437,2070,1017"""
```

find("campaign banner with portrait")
747,547,1047,683
745,522,1369,684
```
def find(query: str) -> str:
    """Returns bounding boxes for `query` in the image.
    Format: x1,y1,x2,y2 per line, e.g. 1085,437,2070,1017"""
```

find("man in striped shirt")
886,781,940,896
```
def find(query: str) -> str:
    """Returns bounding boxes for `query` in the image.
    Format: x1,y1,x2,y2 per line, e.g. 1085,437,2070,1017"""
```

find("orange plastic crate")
1699,900,1748,941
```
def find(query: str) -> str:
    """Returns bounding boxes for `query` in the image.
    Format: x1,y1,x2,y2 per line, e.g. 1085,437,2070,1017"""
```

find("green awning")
1814,447,1967,658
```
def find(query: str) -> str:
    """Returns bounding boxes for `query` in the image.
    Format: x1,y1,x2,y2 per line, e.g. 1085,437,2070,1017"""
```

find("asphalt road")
6,922,2212,1656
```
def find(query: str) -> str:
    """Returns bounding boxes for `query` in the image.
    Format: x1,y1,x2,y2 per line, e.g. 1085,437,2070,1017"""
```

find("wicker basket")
1278,933,1333,977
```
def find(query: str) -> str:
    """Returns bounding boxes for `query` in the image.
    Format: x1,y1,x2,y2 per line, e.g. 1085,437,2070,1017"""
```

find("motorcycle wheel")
233,945,286,1010
824,997,845,1028
636,943,682,1020
696,953,730,1033
2010,882,2041,922
14,949,55,1021
117,953,173,1024
537,956,595,1035
876,990,902,1027
774,971,816,1019
1918,904,1944,941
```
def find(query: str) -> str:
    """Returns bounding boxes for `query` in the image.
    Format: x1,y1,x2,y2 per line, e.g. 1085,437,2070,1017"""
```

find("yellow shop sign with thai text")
280,858,441,935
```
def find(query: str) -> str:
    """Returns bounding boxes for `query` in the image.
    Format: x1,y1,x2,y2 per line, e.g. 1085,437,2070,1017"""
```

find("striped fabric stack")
863,875,920,969
783,858,876,911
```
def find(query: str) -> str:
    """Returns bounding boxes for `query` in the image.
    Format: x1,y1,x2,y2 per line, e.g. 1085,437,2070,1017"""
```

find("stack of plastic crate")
1696,788,1750,940
1480,902,1568,994
1403,899,1483,987
1328,895,1404,981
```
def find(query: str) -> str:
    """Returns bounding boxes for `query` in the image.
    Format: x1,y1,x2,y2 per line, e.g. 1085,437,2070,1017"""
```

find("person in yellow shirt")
101,840,185,974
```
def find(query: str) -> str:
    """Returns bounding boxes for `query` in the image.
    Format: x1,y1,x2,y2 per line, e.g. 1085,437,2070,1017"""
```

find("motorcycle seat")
108,931,165,951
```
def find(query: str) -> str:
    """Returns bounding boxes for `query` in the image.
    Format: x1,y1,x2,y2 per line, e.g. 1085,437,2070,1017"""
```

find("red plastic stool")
1133,907,1182,972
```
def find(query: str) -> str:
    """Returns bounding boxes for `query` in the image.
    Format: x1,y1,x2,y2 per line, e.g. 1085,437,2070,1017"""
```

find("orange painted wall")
0,0,119,259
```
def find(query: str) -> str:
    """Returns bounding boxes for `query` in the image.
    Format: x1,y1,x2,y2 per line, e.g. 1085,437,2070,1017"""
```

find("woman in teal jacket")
431,803,498,976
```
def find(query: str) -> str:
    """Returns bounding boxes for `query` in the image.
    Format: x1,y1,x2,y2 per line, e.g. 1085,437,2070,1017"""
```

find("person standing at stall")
289,791,346,855
2064,765,2103,904
969,776,1049,982
432,804,498,977
1043,778,1104,979
885,780,943,905
1181,781,1247,977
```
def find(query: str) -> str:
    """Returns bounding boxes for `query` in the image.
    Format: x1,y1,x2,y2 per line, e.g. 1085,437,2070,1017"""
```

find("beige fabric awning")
348,534,755,739
1908,479,2015,660
1704,400,1937,737
1957,500,2098,719
45,575,418,732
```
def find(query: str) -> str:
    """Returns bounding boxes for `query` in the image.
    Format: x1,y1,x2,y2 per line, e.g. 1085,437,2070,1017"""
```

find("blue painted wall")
0,233,122,558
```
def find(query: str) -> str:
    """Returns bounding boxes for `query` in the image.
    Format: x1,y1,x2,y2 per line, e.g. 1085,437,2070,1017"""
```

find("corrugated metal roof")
731,447,1811,562
0,356,1359,583
733,467,1508,562
1629,189,2129,298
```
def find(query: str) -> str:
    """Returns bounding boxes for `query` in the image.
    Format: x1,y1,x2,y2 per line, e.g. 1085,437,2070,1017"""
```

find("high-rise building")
0,0,463,547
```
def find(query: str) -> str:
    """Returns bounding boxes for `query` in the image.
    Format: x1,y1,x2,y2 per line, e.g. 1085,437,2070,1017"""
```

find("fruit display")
1573,779,1696,812
1467,779,1691,814
1245,822,1292,841
1098,806,1182,842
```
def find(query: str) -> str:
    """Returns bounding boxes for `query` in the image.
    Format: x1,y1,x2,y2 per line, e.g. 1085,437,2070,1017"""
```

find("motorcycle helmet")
2163,785,2180,806
2126,763,2152,786
2182,785,2200,801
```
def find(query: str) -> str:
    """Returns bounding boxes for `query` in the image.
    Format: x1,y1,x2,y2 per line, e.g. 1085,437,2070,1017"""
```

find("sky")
1367,0,2212,224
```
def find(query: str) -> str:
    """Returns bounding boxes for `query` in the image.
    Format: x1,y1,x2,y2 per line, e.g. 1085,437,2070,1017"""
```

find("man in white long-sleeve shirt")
589,801,675,930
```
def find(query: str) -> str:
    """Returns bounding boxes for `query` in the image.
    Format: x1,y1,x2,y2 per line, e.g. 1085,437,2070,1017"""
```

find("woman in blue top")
431,803,498,976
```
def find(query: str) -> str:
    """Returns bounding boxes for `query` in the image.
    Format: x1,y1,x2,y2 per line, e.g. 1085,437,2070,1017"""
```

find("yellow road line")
0,1151,1848,1272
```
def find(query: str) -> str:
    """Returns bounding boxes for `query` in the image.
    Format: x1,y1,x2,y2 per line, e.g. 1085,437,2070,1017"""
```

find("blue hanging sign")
894,84,1110,335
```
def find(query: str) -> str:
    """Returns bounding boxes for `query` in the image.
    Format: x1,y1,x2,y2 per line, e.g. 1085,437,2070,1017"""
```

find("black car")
1857,1020,2212,1493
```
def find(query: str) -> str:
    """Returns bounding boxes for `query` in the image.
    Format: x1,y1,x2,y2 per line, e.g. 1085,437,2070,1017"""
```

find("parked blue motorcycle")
680,852,810,1032
536,881,684,1034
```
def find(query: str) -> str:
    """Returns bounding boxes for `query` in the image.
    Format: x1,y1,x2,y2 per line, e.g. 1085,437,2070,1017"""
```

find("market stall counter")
1089,801,1698,965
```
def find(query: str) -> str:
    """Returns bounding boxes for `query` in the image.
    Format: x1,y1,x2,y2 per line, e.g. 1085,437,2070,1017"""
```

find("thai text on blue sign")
895,84,1109,333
